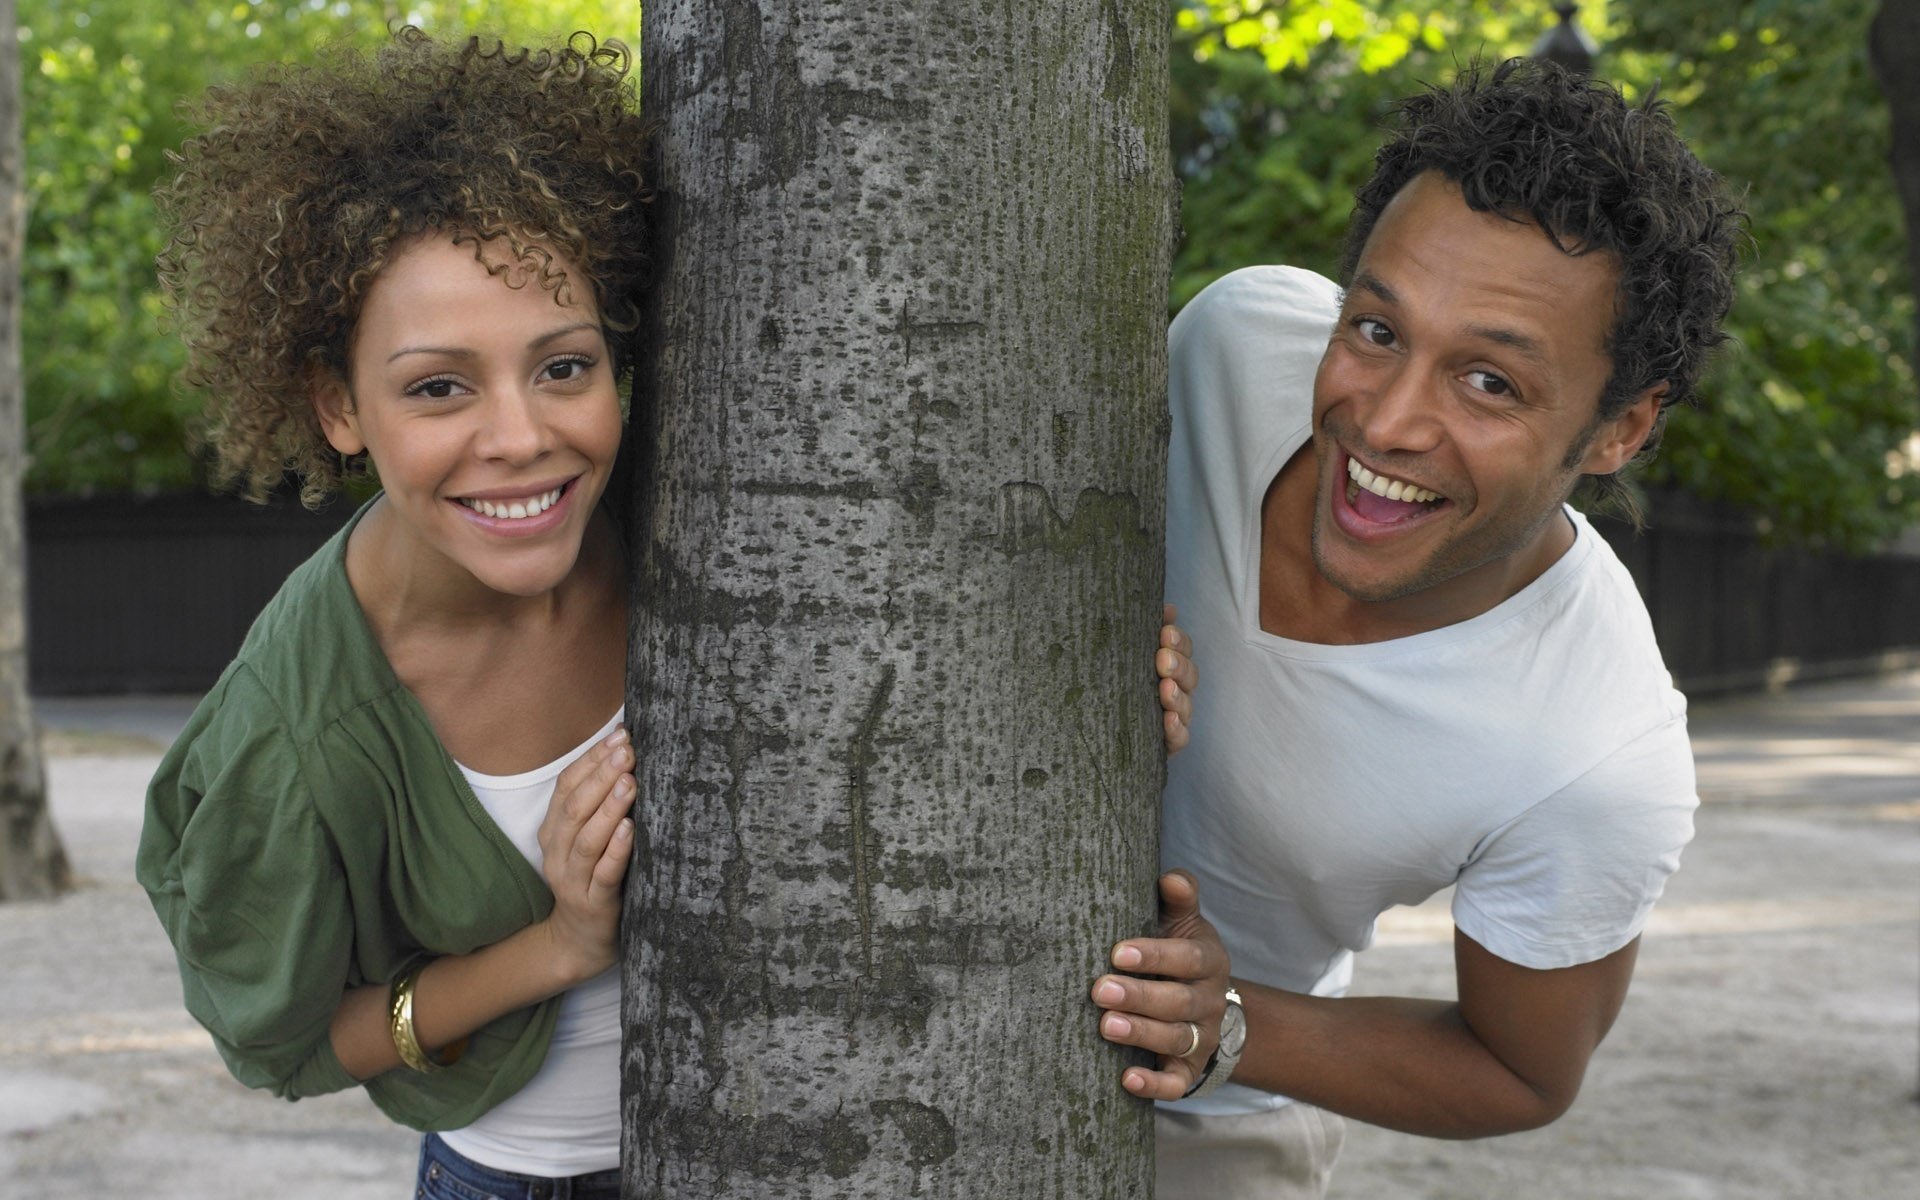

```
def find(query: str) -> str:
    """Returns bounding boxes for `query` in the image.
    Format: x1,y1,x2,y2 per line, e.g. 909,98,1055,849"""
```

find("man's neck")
1257,445,1575,646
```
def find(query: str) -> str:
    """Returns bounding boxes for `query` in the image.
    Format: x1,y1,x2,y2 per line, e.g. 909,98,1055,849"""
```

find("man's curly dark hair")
1339,58,1745,522
155,27,652,507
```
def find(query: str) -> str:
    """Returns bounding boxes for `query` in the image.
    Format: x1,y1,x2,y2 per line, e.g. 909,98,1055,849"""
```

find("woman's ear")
1578,381,1668,477
310,371,365,456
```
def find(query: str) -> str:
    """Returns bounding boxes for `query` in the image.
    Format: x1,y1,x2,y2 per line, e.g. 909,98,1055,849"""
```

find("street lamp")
1532,2,1599,75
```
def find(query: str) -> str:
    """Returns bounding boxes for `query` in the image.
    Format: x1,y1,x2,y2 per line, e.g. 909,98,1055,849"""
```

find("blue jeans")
416,1133,621,1200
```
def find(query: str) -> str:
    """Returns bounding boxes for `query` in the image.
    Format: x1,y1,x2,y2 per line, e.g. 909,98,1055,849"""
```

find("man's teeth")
1347,458,1439,504
460,487,563,520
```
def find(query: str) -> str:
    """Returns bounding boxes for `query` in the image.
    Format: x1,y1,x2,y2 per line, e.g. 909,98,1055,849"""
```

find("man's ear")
1577,382,1667,477
310,371,365,456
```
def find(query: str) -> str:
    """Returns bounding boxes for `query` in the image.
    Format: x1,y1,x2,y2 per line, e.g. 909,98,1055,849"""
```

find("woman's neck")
344,496,619,642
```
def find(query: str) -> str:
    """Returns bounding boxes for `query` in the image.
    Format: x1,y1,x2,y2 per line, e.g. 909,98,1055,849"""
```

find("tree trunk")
1872,0,1920,357
0,0,71,903
1868,0,1920,1107
621,2,1172,1195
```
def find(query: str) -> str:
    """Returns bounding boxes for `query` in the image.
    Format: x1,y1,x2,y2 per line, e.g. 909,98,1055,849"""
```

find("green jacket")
136,500,561,1130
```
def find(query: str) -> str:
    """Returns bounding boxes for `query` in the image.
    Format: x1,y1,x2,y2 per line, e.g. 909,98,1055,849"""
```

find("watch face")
1220,1000,1247,1056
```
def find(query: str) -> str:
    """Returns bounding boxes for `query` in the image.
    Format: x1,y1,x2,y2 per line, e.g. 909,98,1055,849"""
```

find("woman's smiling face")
313,234,623,600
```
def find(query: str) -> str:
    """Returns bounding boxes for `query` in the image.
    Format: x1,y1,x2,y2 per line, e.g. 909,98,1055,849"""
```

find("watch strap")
1182,986,1245,1100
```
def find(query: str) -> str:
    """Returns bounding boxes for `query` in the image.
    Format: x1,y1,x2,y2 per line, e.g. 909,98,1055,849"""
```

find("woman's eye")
1465,370,1513,396
1355,317,1395,347
543,356,594,382
406,376,461,399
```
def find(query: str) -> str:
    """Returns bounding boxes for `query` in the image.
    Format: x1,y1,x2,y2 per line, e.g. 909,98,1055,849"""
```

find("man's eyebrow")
387,322,601,363
1465,324,1550,369
1348,272,1399,306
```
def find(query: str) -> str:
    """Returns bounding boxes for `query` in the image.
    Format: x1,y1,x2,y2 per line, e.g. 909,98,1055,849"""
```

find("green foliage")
1611,1,1919,550
22,0,1920,548
1170,0,1588,305
1172,0,1920,550
16,0,636,496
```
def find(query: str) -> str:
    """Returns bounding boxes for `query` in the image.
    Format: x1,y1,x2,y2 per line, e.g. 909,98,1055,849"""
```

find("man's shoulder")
1168,266,1338,440
1552,516,1673,682
1172,265,1341,348
1485,529,1689,789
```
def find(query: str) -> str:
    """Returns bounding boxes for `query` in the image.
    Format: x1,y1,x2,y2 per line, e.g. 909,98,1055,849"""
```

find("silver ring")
1178,1021,1201,1058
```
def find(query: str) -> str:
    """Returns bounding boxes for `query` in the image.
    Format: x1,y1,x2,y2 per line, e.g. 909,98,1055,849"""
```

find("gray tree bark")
1872,1,1920,1104
1872,0,1920,357
0,0,70,903
621,2,1172,1195
1867,0,1920,1108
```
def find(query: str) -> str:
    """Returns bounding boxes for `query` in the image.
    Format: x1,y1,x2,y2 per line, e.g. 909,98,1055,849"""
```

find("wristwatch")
1183,986,1246,1099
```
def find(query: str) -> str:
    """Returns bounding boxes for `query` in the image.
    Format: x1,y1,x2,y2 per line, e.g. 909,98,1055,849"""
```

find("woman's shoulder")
152,509,432,811
230,504,409,731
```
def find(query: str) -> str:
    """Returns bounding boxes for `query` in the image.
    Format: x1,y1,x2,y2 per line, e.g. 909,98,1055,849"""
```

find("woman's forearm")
328,919,587,1081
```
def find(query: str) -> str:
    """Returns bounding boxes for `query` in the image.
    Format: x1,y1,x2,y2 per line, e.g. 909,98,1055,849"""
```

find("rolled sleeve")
138,667,359,1100
1452,717,1698,970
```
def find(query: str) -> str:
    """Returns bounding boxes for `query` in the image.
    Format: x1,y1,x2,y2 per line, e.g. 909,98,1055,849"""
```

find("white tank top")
439,710,624,1176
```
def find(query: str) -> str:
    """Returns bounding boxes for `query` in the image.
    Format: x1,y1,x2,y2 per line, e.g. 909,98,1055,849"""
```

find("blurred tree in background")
16,0,634,497
17,0,1920,549
1171,0,1919,550
1608,2,1920,550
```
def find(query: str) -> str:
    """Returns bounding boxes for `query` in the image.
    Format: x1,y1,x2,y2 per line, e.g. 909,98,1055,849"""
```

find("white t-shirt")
1160,267,1697,1117
440,710,625,1175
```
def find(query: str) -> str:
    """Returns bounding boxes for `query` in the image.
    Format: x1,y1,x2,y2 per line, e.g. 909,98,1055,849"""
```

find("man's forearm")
1229,982,1573,1139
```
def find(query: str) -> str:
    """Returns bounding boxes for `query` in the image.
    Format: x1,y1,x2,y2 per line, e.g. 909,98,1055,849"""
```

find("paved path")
3,676,1916,1198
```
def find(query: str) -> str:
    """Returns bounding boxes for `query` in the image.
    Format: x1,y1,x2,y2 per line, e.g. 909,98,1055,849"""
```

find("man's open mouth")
1344,457,1445,525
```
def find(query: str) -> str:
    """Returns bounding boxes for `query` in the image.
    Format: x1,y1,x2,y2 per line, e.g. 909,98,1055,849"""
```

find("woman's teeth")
1347,457,1439,504
460,487,563,520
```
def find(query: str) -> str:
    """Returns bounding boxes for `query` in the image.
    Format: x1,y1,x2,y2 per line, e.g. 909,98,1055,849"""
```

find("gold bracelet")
388,965,466,1073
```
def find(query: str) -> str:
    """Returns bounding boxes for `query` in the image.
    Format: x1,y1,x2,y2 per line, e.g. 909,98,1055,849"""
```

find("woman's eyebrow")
386,322,602,363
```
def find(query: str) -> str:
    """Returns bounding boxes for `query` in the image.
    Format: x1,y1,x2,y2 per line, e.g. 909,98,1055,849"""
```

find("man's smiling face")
1306,171,1656,609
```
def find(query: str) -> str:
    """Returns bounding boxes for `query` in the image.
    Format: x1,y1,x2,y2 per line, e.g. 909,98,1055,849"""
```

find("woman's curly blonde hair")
155,27,652,507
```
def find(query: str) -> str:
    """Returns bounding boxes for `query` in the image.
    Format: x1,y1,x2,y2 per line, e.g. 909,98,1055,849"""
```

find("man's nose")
1354,361,1443,455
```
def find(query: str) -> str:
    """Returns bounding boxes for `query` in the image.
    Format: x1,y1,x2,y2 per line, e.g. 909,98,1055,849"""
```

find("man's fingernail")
1103,1013,1132,1038
1113,945,1142,969
1094,980,1125,1004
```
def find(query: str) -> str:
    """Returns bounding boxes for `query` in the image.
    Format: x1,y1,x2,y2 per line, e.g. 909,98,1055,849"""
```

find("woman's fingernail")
604,728,627,748
615,818,633,841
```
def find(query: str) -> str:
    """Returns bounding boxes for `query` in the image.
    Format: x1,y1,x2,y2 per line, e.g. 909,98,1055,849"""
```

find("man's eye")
1356,318,1394,346
1465,370,1512,396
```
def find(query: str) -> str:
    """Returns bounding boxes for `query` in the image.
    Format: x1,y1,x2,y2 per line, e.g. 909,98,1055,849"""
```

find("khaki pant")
1155,1104,1346,1200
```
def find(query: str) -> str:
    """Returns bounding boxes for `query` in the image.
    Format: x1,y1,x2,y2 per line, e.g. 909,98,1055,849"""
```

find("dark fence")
1593,495,1920,696
22,490,1920,697
25,492,353,695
